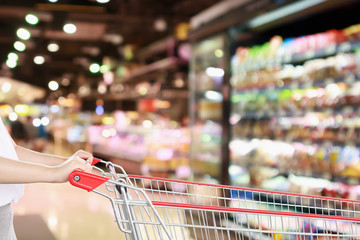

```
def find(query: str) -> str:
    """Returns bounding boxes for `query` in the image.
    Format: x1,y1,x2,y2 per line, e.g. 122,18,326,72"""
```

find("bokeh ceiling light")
6,59,17,68
48,81,59,91
47,43,59,52
214,49,224,58
7,52,18,61
63,23,77,34
33,118,41,127
9,112,18,121
103,33,123,45
89,63,100,73
34,56,45,65
25,14,39,25
61,78,70,86
98,83,107,94
154,18,167,32
14,41,26,51
48,0,58,2
17,28,31,40
100,65,110,73
41,117,50,126
97,0,110,3
2,82,12,93
103,72,114,85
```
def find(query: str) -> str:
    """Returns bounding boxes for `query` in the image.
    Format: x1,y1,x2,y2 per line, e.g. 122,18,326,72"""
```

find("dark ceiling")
0,0,219,98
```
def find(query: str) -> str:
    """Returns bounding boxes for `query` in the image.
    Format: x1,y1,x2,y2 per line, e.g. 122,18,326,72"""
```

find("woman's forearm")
0,156,55,183
14,145,67,166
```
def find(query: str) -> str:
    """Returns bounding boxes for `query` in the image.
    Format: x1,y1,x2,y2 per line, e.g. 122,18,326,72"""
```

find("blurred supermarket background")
2,0,360,239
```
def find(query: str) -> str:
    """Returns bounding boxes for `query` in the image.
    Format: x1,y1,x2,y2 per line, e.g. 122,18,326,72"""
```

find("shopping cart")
69,158,360,239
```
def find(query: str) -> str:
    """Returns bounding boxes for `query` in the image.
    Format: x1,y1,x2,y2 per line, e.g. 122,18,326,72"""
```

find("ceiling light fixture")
48,81,59,91
89,63,100,73
2,82,12,93
97,0,110,3
25,14,39,25
98,83,107,94
61,78,70,86
63,23,77,34
34,56,45,65
14,41,26,52
205,67,225,78
154,18,167,32
47,43,59,52
48,0,58,2
33,118,41,127
17,28,31,40
248,0,325,29
7,52,19,61
6,59,17,69
103,33,123,45
9,112,18,121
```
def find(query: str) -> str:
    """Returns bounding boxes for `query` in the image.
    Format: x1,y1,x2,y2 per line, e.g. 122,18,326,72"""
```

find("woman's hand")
72,150,94,165
52,155,92,183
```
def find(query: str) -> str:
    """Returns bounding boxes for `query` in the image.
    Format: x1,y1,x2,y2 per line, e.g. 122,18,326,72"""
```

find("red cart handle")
69,170,109,192
69,157,108,191
92,157,101,165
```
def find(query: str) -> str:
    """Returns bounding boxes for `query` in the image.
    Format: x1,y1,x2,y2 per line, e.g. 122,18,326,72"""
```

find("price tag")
348,177,358,185
267,84,275,91
343,106,354,115
345,75,355,85
325,108,333,115
305,107,313,114
290,82,299,89
285,136,293,143
284,53,292,63
305,169,312,177
325,44,336,55
323,141,332,147
259,110,266,117
305,50,315,59
339,42,351,52
275,57,282,66
345,141,355,147
322,173,331,180
304,81,312,88
294,109,302,116
324,78,335,85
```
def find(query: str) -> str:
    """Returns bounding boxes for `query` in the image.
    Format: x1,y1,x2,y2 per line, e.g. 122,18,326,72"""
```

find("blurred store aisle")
12,144,125,240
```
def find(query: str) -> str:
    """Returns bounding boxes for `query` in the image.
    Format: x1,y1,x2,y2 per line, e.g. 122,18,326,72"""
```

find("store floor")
12,143,126,240
13,181,125,240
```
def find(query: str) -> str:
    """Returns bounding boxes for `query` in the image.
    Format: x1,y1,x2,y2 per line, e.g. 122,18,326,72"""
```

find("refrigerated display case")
229,19,360,194
189,34,228,181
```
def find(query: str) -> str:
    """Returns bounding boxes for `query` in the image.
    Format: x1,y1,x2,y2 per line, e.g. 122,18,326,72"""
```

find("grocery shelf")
229,22,360,197
232,75,358,93
236,40,360,72
234,105,359,119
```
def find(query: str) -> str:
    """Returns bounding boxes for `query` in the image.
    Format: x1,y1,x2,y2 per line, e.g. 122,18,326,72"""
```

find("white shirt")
0,117,24,206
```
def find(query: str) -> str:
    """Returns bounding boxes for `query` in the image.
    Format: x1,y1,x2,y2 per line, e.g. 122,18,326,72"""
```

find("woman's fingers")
74,150,93,165
73,156,92,172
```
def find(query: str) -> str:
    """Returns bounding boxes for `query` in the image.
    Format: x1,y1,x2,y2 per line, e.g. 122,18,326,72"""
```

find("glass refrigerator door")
189,34,226,180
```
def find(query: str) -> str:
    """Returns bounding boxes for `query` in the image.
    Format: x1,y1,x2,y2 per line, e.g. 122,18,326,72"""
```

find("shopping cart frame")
69,158,360,239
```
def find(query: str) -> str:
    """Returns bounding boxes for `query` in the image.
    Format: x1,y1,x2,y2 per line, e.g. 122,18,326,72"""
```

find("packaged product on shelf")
230,22,360,196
